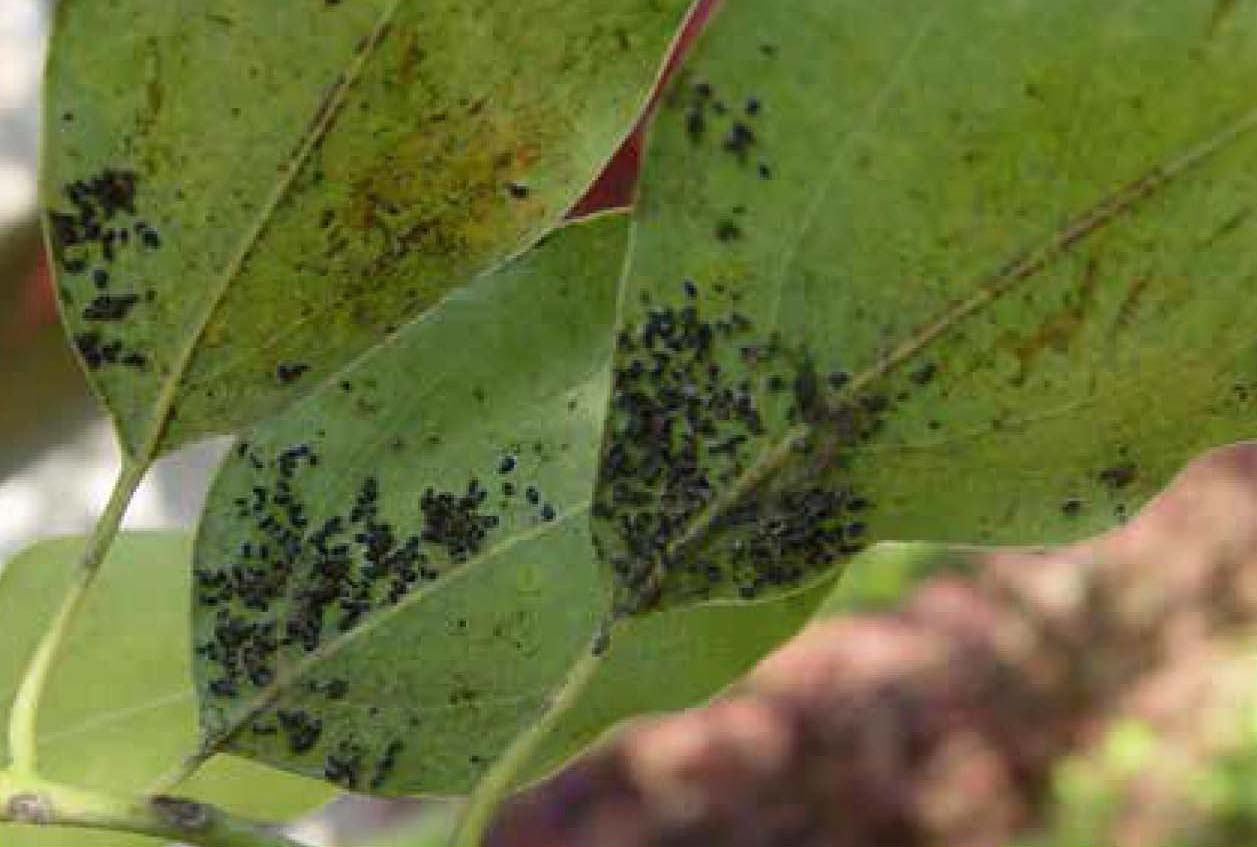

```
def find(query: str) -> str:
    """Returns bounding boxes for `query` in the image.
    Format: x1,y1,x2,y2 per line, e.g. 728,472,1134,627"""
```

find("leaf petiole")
0,772,306,847
6,457,149,774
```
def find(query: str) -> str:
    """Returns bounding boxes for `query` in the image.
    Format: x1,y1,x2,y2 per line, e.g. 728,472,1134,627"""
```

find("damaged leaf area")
191,217,625,795
0,535,330,847
541,0,1257,768
41,0,690,458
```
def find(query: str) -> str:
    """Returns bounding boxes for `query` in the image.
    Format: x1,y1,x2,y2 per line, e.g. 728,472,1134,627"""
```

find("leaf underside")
535,0,1257,770
0,534,331,847
42,0,691,458
191,216,628,796
53,0,1257,809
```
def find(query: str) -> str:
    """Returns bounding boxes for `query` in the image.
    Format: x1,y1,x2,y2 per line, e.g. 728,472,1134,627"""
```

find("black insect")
276,362,311,384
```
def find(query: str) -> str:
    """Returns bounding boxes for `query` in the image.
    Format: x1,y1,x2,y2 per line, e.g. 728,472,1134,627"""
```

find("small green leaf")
191,215,627,795
42,0,691,458
0,534,332,847
524,574,836,781
528,540,977,777
560,0,1257,771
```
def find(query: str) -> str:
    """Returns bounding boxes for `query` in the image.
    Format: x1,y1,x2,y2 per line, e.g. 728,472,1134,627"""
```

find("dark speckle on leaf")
909,361,937,386
1099,462,1137,490
276,362,311,384
277,710,321,755
686,106,706,142
137,223,162,249
83,293,139,322
74,331,147,370
723,121,756,159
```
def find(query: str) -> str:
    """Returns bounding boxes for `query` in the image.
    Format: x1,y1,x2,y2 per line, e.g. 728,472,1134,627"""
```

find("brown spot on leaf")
1003,256,1099,384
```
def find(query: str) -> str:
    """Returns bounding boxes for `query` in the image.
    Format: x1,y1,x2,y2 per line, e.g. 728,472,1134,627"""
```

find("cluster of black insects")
252,713,403,790
46,168,161,370
587,67,909,611
195,437,557,787
317,737,405,792
594,280,878,613
679,77,774,243
683,78,770,176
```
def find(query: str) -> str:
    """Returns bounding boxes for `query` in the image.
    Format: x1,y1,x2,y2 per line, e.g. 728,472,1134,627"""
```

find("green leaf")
0,533,332,847
41,0,691,459
191,215,627,796
819,542,977,615
524,574,836,781
527,540,977,778
549,0,1257,775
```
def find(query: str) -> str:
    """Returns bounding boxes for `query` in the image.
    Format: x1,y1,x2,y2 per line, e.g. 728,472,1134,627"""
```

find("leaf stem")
7,458,149,774
452,648,603,847
147,748,207,797
0,773,307,847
